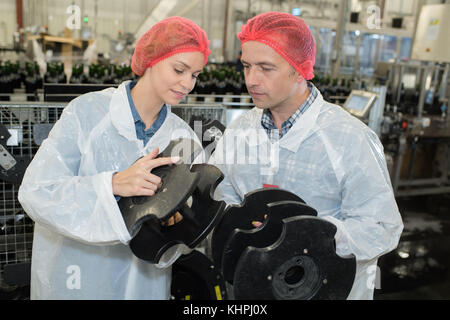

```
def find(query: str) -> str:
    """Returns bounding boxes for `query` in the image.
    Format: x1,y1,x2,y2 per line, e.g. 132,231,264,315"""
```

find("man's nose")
245,68,259,87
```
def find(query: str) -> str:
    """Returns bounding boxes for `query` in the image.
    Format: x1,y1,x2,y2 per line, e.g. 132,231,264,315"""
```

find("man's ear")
296,71,305,84
290,66,304,83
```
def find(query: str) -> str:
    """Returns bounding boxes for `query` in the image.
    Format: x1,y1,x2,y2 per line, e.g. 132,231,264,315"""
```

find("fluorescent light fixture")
292,8,301,16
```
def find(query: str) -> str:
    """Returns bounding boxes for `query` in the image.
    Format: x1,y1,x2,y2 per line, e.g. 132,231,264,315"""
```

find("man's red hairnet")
237,12,316,80
131,16,211,76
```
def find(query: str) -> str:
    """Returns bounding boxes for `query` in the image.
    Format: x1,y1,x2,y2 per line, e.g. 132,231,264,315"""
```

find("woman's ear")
138,67,152,84
144,67,152,77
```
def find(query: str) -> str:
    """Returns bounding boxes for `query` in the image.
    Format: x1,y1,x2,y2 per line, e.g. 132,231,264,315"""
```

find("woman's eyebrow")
175,60,202,73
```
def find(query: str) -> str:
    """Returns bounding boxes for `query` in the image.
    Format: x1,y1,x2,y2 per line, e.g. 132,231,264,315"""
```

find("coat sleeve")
18,101,131,245
321,128,403,261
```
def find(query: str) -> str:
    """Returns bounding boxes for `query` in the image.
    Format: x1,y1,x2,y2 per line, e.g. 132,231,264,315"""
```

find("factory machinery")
345,60,450,198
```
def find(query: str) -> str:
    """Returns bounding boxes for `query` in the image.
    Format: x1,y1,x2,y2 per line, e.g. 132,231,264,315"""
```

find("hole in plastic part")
284,266,305,286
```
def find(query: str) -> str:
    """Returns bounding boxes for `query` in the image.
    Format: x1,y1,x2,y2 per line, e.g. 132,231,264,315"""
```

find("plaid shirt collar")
261,81,318,141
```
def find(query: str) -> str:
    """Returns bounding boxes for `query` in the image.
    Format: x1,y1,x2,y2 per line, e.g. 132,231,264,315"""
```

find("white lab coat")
209,90,403,300
18,81,201,299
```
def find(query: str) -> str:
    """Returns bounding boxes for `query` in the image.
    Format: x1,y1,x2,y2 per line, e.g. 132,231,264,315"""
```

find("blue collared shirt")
115,81,167,201
261,81,318,142
126,80,167,146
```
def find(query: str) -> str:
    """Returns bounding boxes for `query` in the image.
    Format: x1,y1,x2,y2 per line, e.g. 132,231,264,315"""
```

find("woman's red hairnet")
131,16,211,76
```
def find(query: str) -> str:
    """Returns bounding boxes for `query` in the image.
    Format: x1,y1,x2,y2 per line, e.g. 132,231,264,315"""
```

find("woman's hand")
112,148,180,197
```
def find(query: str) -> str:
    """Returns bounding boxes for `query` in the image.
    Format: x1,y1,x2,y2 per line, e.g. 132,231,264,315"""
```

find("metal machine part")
221,200,317,284
211,188,305,273
0,124,31,185
233,216,356,300
32,123,54,146
343,90,378,119
171,249,227,300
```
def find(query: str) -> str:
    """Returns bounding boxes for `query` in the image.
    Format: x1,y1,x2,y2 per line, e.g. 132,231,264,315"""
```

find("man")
208,12,403,299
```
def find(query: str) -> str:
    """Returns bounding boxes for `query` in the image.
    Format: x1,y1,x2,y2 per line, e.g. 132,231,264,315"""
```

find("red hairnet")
131,16,211,76
237,12,316,80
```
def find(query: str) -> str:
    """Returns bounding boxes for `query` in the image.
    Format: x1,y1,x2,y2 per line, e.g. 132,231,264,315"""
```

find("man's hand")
112,148,180,197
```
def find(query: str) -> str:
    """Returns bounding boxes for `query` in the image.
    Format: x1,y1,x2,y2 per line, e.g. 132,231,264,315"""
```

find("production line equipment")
381,3,450,198
341,62,450,199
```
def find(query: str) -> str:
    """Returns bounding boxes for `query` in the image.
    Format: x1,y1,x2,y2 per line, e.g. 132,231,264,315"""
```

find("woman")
18,16,211,300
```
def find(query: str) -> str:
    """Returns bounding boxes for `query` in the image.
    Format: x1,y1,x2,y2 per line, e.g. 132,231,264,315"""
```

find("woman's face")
147,51,204,106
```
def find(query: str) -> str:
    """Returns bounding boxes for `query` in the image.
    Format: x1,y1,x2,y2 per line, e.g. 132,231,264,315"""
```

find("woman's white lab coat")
18,81,200,299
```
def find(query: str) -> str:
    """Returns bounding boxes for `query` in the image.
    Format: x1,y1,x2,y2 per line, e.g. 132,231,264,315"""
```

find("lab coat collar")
109,80,173,145
110,81,138,141
280,91,323,152
247,90,324,153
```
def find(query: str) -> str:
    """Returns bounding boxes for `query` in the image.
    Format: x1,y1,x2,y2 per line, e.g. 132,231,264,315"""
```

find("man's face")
241,41,302,111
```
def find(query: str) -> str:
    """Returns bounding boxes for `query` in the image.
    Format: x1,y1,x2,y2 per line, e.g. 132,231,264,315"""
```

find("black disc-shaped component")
222,200,317,284
233,216,356,300
159,137,204,165
189,116,226,150
119,138,204,236
171,250,227,300
119,138,225,263
119,163,199,237
211,188,305,271
124,163,226,263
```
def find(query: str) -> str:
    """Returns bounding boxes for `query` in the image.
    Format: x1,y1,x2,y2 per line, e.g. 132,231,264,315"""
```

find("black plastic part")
233,216,356,300
211,188,305,271
0,124,31,185
0,156,31,185
159,137,204,165
3,262,31,287
0,123,11,145
127,164,225,263
189,116,226,150
221,200,317,284
119,138,205,236
119,163,200,237
120,138,225,263
171,250,227,300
